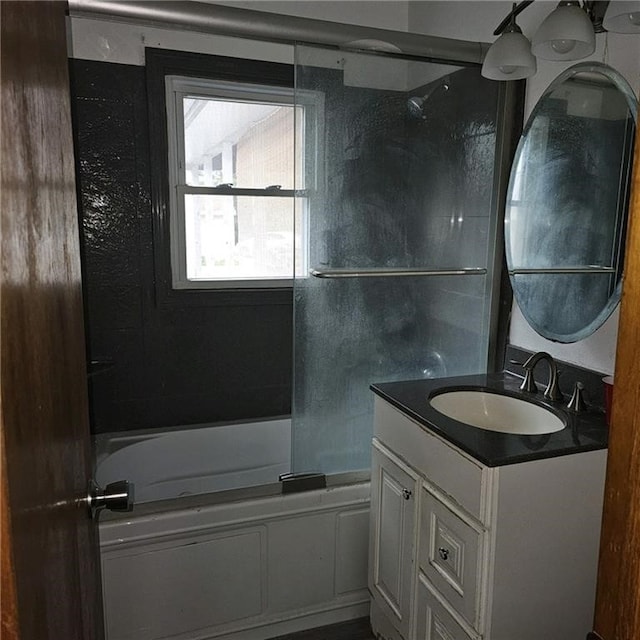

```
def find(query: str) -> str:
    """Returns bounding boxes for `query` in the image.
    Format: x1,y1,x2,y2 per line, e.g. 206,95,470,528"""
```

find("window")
165,76,315,289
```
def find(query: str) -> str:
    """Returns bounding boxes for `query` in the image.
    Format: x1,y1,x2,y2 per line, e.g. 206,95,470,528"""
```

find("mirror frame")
505,62,637,343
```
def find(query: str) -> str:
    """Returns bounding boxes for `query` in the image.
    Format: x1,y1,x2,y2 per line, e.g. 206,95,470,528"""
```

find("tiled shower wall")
71,59,293,434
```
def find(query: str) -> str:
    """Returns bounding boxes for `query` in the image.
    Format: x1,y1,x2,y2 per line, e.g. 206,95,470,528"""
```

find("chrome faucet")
567,381,587,412
520,351,563,402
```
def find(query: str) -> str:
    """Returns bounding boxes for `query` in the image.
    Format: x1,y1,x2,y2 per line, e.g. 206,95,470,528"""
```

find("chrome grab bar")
309,267,487,279
509,266,616,275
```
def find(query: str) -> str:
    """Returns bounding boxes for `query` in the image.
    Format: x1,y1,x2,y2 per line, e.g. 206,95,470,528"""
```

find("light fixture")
481,4,537,80
603,1,640,32
482,0,640,81
532,1,596,60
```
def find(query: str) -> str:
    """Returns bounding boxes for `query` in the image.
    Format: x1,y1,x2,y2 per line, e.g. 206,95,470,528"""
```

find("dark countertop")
371,372,608,467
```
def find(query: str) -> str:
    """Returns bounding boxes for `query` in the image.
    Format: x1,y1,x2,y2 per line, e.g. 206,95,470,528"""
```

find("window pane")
184,195,305,282
183,97,302,189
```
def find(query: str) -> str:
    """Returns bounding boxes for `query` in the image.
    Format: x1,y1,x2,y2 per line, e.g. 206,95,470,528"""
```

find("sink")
429,389,565,435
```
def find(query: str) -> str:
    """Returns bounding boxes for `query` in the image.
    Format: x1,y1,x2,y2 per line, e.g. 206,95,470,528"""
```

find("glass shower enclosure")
292,44,506,476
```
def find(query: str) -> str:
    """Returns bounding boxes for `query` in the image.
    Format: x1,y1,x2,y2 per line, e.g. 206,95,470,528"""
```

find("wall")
409,1,640,375
211,0,410,32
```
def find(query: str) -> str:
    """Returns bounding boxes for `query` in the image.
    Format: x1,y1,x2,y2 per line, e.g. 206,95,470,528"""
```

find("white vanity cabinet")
369,396,607,640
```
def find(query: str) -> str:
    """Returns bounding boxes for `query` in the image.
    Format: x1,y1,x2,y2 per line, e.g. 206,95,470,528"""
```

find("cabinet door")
415,574,476,640
369,439,419,638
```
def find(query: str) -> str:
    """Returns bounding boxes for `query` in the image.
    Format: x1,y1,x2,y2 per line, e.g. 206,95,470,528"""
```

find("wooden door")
592,105,640,638
0,2,103,639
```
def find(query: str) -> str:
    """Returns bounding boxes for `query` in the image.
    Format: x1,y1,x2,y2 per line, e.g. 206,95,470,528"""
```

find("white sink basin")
429,390,565,435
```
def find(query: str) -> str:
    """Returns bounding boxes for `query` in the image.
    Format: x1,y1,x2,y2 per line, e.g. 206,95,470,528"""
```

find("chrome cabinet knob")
438,547,450,561
87,479,134,519
402,488,412,500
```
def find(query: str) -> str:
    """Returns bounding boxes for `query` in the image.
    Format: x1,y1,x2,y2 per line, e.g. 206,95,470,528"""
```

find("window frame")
146,48,301,307
165,75,314,290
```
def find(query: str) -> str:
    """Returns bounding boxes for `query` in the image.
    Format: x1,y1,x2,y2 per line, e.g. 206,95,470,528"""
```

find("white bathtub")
95,418,292,503
96,419,371,640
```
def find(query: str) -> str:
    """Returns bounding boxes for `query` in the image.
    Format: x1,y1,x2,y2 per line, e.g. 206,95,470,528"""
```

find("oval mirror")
505,62,637,343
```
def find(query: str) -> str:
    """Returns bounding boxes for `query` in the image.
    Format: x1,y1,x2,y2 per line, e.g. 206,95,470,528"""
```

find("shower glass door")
292,44,503,476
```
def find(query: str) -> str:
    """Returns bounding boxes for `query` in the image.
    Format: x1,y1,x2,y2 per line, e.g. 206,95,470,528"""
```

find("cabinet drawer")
415,574,477,640
374,397,486,521
419,486,483,630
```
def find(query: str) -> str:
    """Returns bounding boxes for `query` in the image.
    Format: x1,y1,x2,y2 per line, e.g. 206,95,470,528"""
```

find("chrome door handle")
87,479,134,519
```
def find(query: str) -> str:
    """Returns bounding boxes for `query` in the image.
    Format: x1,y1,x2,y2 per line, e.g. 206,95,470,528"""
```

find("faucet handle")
544,369,563,402
567,382,587,412
519,367,538,393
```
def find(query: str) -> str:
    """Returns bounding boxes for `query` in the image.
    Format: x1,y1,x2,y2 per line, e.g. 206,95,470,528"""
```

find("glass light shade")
532,4,596,60
603,1,640,32
481,31,537,81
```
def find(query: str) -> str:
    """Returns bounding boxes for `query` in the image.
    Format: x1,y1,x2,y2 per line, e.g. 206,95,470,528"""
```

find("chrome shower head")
407,78,450,119
407,95,426,119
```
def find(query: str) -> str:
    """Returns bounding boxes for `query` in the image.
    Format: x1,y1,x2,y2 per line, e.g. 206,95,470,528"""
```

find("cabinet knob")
402,488,412,500
438,547,450,561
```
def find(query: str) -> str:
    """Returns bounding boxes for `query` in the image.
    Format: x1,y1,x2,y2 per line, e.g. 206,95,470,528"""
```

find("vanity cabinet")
369,396,607,640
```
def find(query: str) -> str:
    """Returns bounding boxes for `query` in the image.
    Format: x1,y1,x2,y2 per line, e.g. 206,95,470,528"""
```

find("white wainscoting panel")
336,509,370,596
100,483,371,640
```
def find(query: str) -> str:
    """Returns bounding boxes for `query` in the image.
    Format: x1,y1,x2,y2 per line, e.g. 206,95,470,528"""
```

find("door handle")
87,479,134,519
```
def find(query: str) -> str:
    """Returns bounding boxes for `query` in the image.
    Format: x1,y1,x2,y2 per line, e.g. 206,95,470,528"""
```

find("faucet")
519,351,563,402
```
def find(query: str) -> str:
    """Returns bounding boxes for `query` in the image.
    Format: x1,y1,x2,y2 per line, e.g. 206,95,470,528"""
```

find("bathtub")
95,417,292,503
96,418,371,640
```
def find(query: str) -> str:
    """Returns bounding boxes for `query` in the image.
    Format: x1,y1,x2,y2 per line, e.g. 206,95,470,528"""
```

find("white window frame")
165,75,321,290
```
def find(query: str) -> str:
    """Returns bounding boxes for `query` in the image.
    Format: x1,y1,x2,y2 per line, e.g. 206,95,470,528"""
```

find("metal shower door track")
68,0,490,64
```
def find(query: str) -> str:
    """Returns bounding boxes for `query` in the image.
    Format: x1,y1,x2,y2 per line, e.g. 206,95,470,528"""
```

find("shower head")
407,95,426,119
408,78,450,119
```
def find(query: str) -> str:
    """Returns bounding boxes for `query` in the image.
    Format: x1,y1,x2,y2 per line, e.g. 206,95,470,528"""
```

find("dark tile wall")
70,60,293,434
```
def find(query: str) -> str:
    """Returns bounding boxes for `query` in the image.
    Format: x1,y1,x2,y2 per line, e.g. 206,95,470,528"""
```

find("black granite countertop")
371,372,608,467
